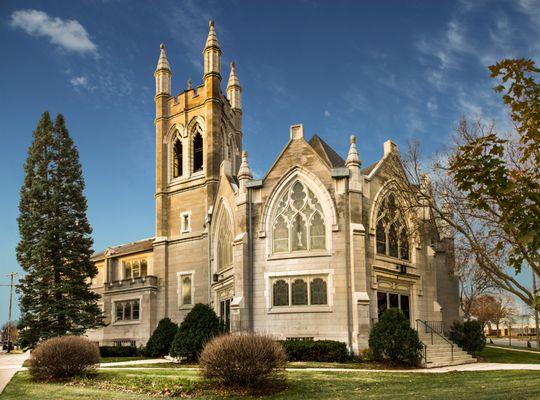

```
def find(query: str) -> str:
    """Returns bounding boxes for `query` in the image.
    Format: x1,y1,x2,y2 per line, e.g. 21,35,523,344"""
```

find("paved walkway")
98,358,540,373
487,344,540,354
0,351,30,394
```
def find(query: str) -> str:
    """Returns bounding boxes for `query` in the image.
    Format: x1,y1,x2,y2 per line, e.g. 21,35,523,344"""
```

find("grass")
23,355,154,367
478,346,540,364
99,356,154,363
2,368,540,399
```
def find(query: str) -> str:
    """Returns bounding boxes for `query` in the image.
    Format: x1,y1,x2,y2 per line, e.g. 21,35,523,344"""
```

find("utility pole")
2,272,17,353
533,269,540,351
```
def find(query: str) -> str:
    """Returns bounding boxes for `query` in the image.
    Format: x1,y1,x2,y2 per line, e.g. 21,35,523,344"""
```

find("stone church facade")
87,21,460,353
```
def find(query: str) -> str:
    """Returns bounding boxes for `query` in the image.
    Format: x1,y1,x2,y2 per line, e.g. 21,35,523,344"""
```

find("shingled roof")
308,134,345,168
92,237,155,261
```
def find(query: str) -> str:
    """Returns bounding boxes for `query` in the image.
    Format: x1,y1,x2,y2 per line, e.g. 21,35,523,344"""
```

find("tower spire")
346,135,361,168
155,43,171,95
203,20,222,78
227,62,242,110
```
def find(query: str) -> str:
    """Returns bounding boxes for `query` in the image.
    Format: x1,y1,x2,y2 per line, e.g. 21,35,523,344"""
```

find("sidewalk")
486,344,540,354
97,358,540,373
0,351,30,394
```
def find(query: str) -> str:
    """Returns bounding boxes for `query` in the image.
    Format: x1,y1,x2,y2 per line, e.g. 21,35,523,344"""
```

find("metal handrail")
416,319,454,362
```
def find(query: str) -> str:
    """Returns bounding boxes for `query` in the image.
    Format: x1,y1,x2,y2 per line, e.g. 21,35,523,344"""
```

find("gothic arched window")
375,193,410,260
173,138,183,178
271,180,326,254
192,127,203,172
217,211,233,271
273,279,289,307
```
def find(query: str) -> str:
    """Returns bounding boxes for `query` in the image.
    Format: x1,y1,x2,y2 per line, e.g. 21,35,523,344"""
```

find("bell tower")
152,20,243,320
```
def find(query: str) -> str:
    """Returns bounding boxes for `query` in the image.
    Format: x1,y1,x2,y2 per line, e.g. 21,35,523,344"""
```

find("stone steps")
418,328,477,368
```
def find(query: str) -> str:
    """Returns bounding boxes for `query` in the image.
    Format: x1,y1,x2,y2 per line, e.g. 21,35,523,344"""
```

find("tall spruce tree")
17,112,103,348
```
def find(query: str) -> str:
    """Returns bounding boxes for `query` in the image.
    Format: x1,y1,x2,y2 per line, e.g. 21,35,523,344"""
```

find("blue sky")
0,0,538,323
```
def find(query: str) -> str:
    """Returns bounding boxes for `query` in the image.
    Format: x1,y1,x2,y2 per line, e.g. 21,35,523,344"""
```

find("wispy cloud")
324,110,331,118
10,9,98,55
70,75,90,89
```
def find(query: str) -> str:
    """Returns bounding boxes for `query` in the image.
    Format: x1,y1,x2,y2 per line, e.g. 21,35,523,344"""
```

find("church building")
88,21,461,355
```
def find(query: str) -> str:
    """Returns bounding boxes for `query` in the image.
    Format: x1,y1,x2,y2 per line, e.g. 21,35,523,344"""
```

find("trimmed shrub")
29,336,100,381
200,333,287,387
369,309,423,366
449,320,486,355
99,345,139,358
279,339,350,362
145,318,178,357
170,303,222,362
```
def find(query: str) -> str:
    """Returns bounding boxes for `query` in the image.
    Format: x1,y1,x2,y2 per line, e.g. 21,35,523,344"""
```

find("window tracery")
271,180,326,253
375,193,410,260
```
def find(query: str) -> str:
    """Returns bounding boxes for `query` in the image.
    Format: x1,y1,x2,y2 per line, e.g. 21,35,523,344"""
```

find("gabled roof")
92,237,155,261
308,135,345,168
361,161,378,175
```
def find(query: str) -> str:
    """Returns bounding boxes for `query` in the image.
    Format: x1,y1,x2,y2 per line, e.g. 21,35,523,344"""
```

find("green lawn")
99,356,154,363
2,368,539,399
478,346,540,364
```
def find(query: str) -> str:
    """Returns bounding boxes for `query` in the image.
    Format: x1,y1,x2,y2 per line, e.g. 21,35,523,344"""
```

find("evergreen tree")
17,112,103,348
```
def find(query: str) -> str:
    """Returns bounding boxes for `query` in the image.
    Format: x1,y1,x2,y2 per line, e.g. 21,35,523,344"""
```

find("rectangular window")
114,299,141,322
123,258,148,279
271,275,328,307
181,212,191,233
178,272,194,307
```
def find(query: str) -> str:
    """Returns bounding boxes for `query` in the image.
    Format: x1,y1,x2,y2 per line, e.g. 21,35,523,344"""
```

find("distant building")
86,21,460,354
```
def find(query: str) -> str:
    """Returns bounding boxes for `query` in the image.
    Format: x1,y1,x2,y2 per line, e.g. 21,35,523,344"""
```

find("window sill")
112,320,141,326
267,306,332,314
268,251,331,261
178,304,193,311
374,254,414,267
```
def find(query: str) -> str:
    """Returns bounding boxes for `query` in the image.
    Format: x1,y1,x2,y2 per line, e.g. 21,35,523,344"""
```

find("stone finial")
227,61,241,88
238,151,253,180
187,79,193,89
204,19,220,50
156,42,171,72
346,135,361,168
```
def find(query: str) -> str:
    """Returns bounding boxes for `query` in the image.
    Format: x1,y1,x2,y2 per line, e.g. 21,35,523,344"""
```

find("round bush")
369,309,423,366
449,320,486,355
170,303,222,362
145,317,178,357
199,333,287,387
29,336,100,381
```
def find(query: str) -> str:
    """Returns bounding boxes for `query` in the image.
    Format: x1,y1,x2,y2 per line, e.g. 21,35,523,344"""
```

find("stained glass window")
173,138,183,177
310,278,327,305
217,212,233,271
273,279,289,306
271,180,326,253
291,279,308,305
375,193,410,261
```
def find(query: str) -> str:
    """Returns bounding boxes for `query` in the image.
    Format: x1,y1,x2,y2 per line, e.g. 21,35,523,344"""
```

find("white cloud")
426,99,438,113
70,75,88,88
10,9,97,55
324,110,331,118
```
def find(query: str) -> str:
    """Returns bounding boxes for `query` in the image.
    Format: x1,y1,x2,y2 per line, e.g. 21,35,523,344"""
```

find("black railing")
416,319,454,362
421,320,446,335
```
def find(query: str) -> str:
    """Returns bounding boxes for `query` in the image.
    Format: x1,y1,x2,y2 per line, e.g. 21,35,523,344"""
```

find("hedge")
279,339,350,362
99,345,139,358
